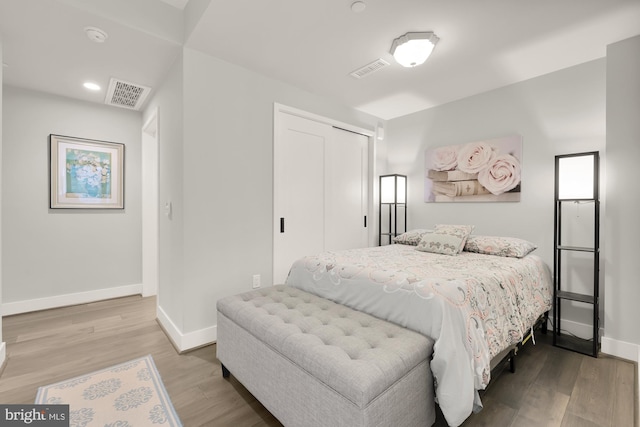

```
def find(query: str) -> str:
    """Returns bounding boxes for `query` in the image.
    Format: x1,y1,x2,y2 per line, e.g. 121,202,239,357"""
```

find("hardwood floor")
0,295,636,427
442,334,638,427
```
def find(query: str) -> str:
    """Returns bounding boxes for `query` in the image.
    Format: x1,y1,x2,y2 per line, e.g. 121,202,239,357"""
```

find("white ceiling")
1,0,639,120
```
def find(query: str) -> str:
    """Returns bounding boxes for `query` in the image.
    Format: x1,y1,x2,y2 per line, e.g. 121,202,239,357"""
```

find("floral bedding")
285,244,552,427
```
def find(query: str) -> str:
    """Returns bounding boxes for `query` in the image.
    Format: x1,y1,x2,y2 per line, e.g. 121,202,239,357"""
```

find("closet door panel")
325,128,368,251
273,113,328,284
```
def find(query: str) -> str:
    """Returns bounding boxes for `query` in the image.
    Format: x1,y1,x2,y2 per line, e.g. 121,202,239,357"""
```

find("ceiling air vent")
105,78,152,110
349,58,390,79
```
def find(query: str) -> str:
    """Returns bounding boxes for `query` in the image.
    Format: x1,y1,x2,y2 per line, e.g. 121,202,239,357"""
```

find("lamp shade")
556,152,597,200
380,174,406,204
390,32,439,67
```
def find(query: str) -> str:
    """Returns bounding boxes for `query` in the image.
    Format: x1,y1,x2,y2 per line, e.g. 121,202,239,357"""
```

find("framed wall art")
49,134,125,209
424,135,522,203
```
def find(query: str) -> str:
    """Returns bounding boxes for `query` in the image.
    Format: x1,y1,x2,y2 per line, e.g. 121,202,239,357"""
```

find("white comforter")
285,244,552,426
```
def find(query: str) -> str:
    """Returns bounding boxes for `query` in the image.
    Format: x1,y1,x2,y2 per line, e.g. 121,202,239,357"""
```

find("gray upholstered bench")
216,285,435,427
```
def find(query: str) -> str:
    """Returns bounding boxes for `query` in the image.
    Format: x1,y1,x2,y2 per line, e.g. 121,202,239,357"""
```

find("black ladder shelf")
552,152,600,357
378,174,407,246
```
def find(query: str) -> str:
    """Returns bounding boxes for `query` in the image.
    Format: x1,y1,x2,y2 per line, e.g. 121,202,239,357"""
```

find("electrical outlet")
252,274,261,289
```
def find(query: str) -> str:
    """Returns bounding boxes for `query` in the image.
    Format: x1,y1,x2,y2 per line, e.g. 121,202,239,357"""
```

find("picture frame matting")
49,134,124,209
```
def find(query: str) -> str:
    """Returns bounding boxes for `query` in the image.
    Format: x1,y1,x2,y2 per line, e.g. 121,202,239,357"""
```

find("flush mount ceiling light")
390,32,439,67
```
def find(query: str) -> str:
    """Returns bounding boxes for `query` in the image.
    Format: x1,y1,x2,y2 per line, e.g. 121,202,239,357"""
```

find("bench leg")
221,363,230,379
509,350,516,373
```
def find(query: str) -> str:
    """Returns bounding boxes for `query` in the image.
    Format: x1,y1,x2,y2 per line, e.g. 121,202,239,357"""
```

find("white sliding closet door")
325,127,368,251
274,111,369,284
274,113,327,284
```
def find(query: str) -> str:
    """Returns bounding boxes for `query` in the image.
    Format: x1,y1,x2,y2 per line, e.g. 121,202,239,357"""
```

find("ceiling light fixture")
83,82,101,91
390,32,439,67
84,26,109,43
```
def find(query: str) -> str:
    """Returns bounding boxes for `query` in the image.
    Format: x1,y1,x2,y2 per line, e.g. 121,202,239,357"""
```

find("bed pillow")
464,235,537,258
415,224,474,255
392,229,432,245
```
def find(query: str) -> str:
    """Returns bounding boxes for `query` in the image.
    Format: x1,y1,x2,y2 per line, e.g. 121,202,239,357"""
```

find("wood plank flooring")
0,295,636,427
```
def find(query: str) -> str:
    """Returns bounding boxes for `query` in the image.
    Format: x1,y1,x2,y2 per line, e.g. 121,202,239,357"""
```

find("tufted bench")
216,285,435,427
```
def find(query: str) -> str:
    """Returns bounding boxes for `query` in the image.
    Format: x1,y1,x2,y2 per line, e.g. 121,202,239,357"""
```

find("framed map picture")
49,134,124,209
424,135,522,203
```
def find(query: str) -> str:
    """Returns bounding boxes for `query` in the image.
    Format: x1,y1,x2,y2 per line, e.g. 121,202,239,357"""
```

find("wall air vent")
349,58,390,79
105,78,152,110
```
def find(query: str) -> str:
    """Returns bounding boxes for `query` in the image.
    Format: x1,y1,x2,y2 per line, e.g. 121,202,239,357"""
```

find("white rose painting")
424,135,522,202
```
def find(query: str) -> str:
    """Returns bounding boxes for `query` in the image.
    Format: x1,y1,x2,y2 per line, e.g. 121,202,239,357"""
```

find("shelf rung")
556,291,595,304
556,245,597,252
557,198,597,203
554,334,598,357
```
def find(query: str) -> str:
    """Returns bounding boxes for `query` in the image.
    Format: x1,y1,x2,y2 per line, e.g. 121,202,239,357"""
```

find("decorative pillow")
393,229,432,245
416,224,474,255
464,235,537,258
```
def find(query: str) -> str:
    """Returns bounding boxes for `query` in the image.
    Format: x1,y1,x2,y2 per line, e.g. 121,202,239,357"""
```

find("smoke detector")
105,78,152,111
85,26,109,43
351,1,366,13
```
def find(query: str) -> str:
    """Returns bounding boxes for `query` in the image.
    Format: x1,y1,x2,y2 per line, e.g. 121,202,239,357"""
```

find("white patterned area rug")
35,355,182,427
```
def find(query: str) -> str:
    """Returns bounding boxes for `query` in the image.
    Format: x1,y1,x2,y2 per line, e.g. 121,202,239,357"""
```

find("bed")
284,229,553,427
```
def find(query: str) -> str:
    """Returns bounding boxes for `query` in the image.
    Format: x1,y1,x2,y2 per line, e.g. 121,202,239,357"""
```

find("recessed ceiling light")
83,82,101,91
84,26,108,43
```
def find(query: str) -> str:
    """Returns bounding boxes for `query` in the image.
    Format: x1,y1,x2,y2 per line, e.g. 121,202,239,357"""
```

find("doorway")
142,110,159,297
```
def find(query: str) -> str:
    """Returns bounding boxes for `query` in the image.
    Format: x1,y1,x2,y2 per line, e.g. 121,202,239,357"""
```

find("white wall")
0,38,6,365
143,53,185,336
385,59,606,270
182,48,381,334
1,86,143,313
602,35,640,360
385,59,606,342
147,48,381,349
385,49,640,361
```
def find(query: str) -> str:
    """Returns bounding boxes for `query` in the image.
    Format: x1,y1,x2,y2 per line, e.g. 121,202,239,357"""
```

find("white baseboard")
156,305,216,353
1,284,144,316
556,319,640,362
557,318,603,341
601,336,640,362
